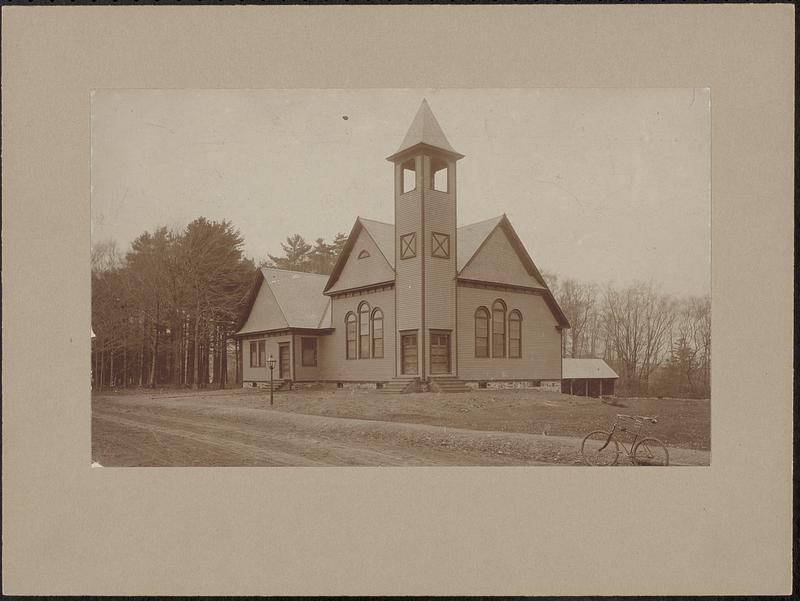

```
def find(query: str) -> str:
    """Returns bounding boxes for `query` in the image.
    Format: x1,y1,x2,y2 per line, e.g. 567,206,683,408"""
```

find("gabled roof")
457,214,570,329
456,215,504,272
359,218,394,268
321,212,569,327
562,358,619,380
324,217,395,293
386,99,464,162
235,267,331,334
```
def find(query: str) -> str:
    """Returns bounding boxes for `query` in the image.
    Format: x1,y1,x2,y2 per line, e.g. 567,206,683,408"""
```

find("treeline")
93,221,710,399
91,226,348,391
264,233,348,274
545,274,710,399
91,218,256,391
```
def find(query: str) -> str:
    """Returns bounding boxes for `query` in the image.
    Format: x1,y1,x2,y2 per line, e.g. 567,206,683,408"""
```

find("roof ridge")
458,215,504,229
358,217,393,227
262,266,329,278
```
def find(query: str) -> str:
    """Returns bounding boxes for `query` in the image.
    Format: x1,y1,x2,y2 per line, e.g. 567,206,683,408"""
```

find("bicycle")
581,414,669,466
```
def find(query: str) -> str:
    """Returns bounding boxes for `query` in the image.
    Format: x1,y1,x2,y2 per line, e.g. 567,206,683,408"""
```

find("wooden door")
430,332,450,374
278,343,290,379
400,333,418,375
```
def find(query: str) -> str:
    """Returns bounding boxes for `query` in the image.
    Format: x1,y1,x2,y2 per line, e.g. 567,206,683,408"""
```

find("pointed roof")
235,267,332,335
387,99,464,162
359,218,395,268
324,217,395,293
456,215,504,272
262,268,330,329
457,214,571,329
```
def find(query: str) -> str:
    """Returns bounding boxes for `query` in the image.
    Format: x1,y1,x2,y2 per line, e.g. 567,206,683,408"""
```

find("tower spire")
387,99,464,161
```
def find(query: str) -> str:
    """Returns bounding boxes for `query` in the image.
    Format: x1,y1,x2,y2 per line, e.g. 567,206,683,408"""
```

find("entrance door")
400,333,418,375
430,332,451,374
278,343,290,379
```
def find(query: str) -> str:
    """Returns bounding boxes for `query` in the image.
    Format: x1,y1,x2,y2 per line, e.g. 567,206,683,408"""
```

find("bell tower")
387,100,464,381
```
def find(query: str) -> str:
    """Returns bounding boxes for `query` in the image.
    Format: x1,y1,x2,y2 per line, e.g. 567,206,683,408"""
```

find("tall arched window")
345,312,357,359
475,307,489,358
371,308,384,358
492,299,507,358
358,302,371,359
509,310,522,358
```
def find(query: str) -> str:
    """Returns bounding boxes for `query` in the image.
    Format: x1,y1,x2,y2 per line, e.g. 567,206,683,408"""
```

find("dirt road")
92,392,709,467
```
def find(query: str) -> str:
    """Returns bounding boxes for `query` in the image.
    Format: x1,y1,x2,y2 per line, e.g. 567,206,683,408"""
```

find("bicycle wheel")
632,438,669,466
581,431,619,466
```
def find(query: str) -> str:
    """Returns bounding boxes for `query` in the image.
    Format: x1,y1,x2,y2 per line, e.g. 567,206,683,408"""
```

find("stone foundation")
465,379,561,391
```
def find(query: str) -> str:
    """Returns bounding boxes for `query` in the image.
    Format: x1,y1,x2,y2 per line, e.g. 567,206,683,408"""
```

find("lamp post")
267,354,276,406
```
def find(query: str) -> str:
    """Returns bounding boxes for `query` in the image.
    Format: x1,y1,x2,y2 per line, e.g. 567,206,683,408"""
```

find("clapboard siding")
460,226,545,289
456,285,561,380
423,161,457,375
242,333,293,382
395,156,423,375
318,288,395,381
326,226,394,294
293,334,321,381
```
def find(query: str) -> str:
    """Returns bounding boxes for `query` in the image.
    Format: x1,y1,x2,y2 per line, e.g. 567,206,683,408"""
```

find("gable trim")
235,269,301,335
361,222,394,272
324,217,395,294
458,277,569,329
457,215,505,276
233,327,335,339
324,218,362,293
456,214,569,328
327,281,395,299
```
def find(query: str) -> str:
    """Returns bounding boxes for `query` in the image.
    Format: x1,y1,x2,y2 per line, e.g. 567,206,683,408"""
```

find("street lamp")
266,354,276,406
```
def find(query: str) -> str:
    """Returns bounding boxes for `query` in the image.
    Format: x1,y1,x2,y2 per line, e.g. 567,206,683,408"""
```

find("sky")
91,88,710,297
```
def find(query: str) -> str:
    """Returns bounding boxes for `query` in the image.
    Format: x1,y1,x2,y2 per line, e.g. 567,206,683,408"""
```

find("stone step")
428,378,470,393
379,378,422,394
255,379,290,391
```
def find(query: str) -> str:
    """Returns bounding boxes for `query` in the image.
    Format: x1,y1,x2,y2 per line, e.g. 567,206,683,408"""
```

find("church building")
234,100,570,392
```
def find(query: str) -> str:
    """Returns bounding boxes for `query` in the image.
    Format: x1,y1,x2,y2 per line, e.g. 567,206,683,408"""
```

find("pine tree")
267,234,312,272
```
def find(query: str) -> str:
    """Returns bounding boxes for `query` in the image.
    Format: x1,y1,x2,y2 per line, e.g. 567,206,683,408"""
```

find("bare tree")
603,281,676,395
555,279,598,358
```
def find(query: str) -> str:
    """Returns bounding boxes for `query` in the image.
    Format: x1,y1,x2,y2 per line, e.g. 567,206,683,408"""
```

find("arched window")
358,302,371,359
371,308,384,358
492,300,506,358
509,310,522,358
345,313,357,359
475,307,490,358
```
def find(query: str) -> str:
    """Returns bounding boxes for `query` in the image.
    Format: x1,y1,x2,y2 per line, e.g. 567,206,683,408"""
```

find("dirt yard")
92,387,710,467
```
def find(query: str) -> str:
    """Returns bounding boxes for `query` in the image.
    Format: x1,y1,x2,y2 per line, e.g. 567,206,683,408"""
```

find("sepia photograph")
5,5,793,596
90,88,711,467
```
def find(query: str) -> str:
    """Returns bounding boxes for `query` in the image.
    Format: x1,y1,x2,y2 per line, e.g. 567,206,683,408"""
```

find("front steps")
249,379,290,392
380,378,423,394
380,377,469,394
428,377,470,393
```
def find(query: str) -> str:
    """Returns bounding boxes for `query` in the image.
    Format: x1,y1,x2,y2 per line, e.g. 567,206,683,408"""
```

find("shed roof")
562,358,619,380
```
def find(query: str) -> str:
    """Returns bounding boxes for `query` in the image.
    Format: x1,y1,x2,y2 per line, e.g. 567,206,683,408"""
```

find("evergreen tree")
267,234,312,272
